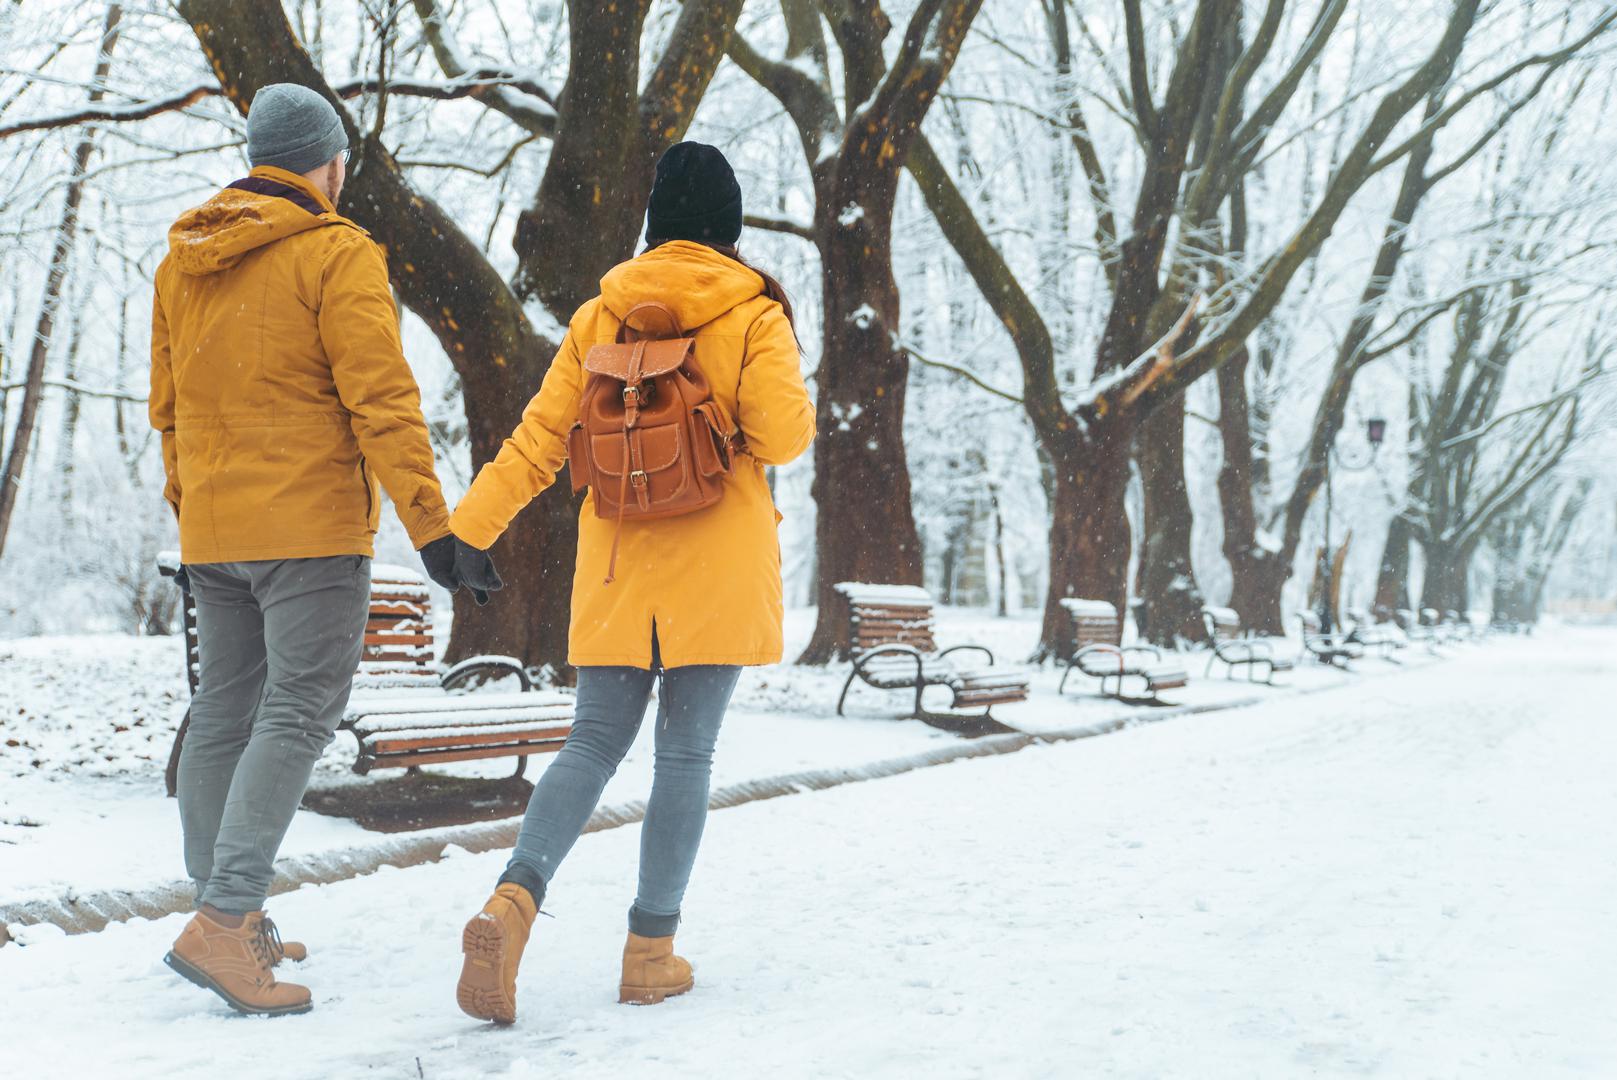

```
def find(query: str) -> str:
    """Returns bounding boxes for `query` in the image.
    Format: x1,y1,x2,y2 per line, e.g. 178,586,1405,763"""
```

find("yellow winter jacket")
150,166,450,563
451,241,816,668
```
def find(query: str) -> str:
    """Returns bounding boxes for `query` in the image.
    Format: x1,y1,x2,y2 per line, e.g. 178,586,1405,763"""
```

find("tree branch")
639,0,746,151
743,212,816,240
896,341,1022,404
1,376,146,403
0,72,561,140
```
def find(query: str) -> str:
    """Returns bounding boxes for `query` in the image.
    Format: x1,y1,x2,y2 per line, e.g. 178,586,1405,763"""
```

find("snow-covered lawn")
2,607,1380,908
3,625,1612,1078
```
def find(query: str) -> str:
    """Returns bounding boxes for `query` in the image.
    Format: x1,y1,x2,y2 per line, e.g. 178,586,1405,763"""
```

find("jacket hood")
599,240,765,332
167,166,340,275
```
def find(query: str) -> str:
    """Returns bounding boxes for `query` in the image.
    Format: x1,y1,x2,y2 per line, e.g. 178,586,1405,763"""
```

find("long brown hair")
645,239,801,352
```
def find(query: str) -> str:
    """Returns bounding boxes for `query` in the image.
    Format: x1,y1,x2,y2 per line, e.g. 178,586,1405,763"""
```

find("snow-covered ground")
1,607,1381,907
3,624,1612,1078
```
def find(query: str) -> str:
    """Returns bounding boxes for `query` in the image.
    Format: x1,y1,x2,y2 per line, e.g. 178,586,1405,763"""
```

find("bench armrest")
442,655,532,693
938,643,995,666
852,644,926,684
1216,638,1272,660
1074,642,1126,675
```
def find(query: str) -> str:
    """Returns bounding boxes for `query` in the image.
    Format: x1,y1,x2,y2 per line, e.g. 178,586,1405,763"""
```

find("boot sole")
163,951,312,1017
619,976,695,1006
457,914,516,1025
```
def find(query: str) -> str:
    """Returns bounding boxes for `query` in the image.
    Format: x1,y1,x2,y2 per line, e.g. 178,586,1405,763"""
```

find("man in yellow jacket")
149,84,491,1016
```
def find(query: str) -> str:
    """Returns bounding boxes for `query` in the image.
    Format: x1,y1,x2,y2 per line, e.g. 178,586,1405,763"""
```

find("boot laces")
256,916,284,965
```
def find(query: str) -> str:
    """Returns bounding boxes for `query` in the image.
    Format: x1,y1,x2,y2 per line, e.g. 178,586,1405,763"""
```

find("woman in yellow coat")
451,143,816,1025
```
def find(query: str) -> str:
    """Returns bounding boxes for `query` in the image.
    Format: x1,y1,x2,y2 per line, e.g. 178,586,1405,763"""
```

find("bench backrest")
1060,598,1121,649
366,564,436,675
835,582,937,656
1202,606,1242,642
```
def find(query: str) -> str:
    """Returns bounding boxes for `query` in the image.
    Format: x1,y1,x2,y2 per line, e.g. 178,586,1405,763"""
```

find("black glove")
453,537,504,606
173,566,192,595
419,534,459,591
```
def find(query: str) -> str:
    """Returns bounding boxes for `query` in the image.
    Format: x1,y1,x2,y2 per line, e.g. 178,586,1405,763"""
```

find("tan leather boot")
165,911,312,1016
619,931,694,1005
457,883,538,1024
260,915,306,965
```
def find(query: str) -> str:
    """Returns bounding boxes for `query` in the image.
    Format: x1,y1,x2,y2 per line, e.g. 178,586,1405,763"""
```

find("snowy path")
3,627,1615,1078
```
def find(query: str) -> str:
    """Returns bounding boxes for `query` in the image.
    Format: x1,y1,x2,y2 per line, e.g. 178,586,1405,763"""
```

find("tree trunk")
1037,421,1131,661
1136,399,1206,644
1214,342,1286,633
798,199,925,662
1374,514,1412,618
991,483,1008,617
1419,539,1470,613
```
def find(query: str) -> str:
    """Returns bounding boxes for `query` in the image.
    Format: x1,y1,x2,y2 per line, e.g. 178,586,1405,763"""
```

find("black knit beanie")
644,141,743,246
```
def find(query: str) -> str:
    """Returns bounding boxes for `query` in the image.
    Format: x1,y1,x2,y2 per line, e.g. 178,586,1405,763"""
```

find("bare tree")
1490,476,1592,626
1381,262,1595,612
729,0,986,662
0,3,120,558
1219,24,1608,632
906,0,1529,658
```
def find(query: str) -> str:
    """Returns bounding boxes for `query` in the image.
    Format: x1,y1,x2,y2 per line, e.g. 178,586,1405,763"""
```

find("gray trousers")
178,556,370,913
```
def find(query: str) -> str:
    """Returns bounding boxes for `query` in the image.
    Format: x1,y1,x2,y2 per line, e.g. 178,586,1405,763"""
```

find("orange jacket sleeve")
318,234,451,549
737,303,816,466
148,287,181,519
450,330,585,550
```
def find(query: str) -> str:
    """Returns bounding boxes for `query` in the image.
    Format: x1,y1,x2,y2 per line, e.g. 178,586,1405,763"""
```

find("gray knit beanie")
246,84,348,175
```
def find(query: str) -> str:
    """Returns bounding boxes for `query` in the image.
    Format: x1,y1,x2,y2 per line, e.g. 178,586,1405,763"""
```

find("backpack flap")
583,338,693,383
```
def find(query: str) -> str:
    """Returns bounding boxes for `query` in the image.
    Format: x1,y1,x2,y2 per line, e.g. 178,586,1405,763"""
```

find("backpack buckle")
623,382,654,408
629,470,648,487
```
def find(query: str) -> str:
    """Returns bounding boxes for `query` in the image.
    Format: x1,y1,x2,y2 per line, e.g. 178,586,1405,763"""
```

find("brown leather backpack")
567,301,744,583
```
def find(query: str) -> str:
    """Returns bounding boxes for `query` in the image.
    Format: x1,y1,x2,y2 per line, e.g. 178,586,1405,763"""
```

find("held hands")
420,534,505,606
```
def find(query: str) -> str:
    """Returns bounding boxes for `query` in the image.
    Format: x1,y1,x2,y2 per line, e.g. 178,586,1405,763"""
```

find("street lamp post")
1319,417,1387,634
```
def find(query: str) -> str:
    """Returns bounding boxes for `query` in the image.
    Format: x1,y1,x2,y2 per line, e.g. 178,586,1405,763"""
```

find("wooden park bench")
1057,598,1187,703
1295,610,1364,667
1344,608,1406,661
833,583,1029,731
1201,606,1296,684
1395,608,1442,647
158,555,573,795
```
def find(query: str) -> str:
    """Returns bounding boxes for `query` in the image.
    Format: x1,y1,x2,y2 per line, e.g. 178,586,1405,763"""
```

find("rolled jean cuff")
628,903,680,938
499,860,548,907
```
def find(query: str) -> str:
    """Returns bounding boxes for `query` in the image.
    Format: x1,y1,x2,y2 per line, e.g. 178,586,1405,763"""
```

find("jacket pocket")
567,424,590,493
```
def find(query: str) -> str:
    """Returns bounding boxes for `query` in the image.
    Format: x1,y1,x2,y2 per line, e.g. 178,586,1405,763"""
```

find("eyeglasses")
340,148,352,165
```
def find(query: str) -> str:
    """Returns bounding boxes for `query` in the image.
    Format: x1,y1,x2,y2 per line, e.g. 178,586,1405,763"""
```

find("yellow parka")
451,241,816,669
150,166,450,563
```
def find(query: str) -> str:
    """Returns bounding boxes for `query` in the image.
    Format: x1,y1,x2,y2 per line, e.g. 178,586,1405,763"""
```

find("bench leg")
1058,660,1075,696
512,752,529,781
164,706,192,799
835,670,860,716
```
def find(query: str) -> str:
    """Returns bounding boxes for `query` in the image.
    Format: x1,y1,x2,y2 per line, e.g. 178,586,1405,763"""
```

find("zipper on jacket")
359,456,377,529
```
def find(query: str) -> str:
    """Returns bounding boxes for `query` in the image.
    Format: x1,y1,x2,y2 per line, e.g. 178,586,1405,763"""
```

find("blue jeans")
504,643,741,937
